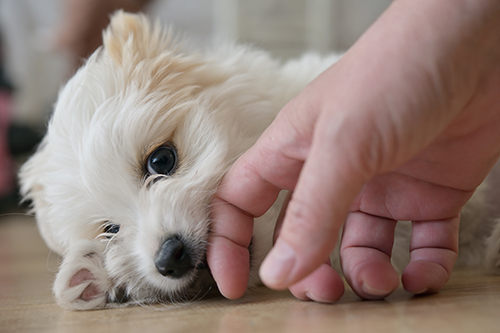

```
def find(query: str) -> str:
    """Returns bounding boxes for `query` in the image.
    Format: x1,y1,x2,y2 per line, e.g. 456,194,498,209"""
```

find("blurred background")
0,0,391,214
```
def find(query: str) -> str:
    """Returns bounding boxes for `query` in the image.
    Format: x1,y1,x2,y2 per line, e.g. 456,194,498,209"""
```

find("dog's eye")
104,224,120,234
147,145,177,176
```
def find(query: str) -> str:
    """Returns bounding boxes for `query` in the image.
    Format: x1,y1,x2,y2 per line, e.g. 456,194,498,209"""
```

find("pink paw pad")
69,269,103,301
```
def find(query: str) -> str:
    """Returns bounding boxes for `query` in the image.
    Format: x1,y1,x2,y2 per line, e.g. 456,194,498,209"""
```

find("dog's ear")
19,140,66,255
53,240,111,310
101,11,225,91
102,10,175,66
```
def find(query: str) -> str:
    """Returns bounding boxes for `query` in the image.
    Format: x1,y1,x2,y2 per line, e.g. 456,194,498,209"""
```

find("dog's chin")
108,265,219,306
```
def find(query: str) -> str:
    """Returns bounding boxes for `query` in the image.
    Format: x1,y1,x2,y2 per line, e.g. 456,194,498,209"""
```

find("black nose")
155,236,193,278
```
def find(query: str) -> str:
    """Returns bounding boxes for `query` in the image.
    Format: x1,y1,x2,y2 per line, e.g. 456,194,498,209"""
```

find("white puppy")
20,12,500,310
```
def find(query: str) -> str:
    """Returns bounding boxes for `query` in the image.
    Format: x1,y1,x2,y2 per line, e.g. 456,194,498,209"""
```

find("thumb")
259,106,368,289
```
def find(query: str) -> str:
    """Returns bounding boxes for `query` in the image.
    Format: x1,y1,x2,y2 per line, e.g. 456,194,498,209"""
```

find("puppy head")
20,11,274,308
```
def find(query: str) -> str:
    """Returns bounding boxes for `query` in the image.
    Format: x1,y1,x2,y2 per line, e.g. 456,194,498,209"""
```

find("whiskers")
118,269,218,311
147,284,216,311
189,284,215,303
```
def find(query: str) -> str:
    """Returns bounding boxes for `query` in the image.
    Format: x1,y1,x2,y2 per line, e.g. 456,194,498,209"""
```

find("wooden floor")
1,215,499,333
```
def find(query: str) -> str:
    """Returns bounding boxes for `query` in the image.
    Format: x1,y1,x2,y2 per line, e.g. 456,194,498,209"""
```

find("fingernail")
413,288,430,295
305,292,337,304
260,239,296,288
361,282,393,298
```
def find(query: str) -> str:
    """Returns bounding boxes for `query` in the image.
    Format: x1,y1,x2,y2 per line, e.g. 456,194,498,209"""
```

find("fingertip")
218,284,247,300
361,263,399,299
259,239,297,290
347,259,400,300
288,263,345,303
402,260,450,294
207,236,250,300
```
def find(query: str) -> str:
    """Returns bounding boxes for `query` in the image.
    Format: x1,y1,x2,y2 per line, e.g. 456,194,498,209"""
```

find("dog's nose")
155,236,194,278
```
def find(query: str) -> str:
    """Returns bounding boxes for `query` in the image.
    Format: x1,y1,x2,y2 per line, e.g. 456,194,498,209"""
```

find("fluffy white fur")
19,12,500,310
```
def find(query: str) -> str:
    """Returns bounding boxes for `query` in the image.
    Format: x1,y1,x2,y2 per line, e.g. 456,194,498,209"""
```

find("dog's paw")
54,240,111,310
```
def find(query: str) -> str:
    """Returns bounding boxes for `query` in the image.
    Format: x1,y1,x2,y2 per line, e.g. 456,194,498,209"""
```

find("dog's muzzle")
155,236,194,278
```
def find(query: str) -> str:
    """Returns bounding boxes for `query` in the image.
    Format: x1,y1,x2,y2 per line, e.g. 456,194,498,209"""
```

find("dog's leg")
53,240,111,310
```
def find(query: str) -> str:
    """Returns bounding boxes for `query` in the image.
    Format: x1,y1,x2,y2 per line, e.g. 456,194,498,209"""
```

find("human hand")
207,0,500,302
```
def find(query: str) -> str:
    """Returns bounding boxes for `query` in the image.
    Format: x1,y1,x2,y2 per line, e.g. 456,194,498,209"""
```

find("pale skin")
207,0,500,302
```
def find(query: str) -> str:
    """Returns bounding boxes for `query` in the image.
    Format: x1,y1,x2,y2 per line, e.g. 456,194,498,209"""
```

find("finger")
209,97,320,296
340,212,400,299
402,216,459,294
207,236,249,300
287,259,345,303
208,144,297,298
207,198,254,299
